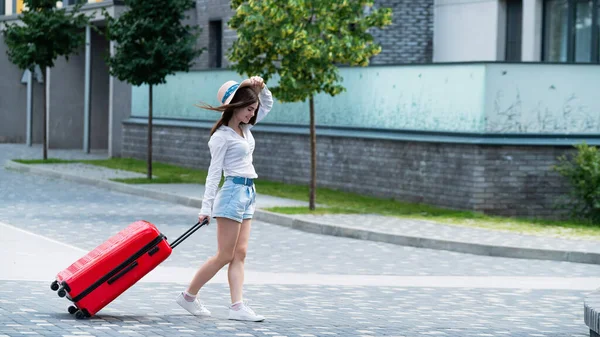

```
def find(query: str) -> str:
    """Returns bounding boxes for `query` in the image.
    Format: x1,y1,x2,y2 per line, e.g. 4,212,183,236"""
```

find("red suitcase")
50,219,207,319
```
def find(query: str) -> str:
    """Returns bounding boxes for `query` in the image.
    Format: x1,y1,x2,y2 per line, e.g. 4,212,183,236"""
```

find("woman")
176,76,273,322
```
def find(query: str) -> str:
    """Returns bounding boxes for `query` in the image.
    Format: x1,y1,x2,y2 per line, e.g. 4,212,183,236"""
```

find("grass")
14,157,600,240
266,200,600,240
82,158,209,184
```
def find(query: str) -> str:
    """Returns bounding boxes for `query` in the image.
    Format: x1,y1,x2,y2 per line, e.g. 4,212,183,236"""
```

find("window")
543,0,600,63
544,0,569,62
0,0,5,16
506,0,523,61
63,0,87,5
208,20,223,68
575,0,593,62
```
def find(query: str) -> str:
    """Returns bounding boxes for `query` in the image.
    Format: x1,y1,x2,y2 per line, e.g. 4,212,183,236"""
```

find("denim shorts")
212,177,256,223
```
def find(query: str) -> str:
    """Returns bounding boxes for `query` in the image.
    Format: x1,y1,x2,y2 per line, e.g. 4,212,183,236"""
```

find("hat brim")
222,78,260,105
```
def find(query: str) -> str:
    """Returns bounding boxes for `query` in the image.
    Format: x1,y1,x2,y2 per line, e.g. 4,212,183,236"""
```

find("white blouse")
199,86,274,217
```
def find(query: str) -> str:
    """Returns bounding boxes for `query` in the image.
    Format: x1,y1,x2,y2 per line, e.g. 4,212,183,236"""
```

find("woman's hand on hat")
250,76,265,89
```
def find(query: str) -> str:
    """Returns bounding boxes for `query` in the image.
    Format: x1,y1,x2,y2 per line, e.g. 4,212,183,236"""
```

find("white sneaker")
176,292,211,316
228,301,265,322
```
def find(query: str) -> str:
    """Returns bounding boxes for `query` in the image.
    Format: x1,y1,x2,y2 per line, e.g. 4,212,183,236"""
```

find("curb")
4,160,204,208
6,159,600,265
259,209,600,265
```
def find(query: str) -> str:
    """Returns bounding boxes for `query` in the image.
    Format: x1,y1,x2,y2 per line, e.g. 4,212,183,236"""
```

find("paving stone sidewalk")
0,280,590,337
4,144,600,265
0,144,596,337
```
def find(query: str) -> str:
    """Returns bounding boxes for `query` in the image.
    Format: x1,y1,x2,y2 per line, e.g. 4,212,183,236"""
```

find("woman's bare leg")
228,219,252,303
186,217,241,294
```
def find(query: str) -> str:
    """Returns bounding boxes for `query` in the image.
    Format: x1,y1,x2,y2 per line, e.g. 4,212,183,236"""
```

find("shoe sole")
228,317,265,322
176,299,211,317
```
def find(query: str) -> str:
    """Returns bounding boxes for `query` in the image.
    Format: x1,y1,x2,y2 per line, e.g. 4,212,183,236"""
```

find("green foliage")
228,0,392,102
554,142,600,223
3,0,91,72
104,0,202,86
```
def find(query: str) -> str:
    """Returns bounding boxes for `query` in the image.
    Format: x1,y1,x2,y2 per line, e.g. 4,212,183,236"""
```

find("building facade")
190,0,435,69
3,1,598,66
0,0,435,154
435,0,600,64
2,0,600,218
1,1,130,155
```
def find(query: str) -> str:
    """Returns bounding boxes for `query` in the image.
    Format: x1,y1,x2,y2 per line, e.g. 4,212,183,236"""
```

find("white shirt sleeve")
252,85,274,126
199,133,228,217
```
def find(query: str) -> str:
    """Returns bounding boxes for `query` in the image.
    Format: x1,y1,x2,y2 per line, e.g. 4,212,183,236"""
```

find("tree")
3,0,90,160
228,0,392,210
104,0,202,179
554,142,600,223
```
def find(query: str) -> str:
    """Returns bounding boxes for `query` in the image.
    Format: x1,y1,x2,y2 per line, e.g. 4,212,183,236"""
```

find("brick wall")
192,0,434,69
193,0,237,70
122,122,571,219
370,0,434,64
474,146,571,218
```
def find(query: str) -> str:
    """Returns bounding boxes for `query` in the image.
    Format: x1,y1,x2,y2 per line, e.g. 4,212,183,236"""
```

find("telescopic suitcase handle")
169,219,209,249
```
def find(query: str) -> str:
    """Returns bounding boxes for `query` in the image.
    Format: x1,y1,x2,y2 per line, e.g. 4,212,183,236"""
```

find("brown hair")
197,86,261,136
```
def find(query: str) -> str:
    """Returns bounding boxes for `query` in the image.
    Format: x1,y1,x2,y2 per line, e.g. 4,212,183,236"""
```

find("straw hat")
217,79,260,106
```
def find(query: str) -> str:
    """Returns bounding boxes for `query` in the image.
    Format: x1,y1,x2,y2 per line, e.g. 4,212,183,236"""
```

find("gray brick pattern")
4,160,600,277
294,214,600,254
190,0,433,70
474,146,571,218
122,123,572,218
6,143,600,264
0,281,591,336
369,0,434,65
0,144,594,336
123,123,212,170
193,0,237,70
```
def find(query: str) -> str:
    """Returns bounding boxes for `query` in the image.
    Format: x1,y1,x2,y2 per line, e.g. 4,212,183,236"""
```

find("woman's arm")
198,134,227,218
253,85,274,125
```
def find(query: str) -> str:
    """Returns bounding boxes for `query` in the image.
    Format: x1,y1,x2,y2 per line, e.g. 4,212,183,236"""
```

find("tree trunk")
309,95,316,210
29,69,34,147
147,84,153,180
42,68,47,160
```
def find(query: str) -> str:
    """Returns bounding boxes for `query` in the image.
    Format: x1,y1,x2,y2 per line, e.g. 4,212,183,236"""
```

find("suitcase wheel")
57,288,66,298
68,306,78,315
75,309,90,320
50,281,59,291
